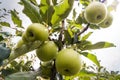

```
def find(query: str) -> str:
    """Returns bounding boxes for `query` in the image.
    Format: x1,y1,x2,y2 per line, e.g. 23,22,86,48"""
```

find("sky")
0,0,120,71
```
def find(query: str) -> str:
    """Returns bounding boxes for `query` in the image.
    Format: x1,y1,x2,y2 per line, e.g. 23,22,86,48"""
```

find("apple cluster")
17,23,82,77
84,1,113,28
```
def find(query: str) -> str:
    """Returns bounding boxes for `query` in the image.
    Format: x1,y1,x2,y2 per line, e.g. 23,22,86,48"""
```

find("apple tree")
0,0,119,80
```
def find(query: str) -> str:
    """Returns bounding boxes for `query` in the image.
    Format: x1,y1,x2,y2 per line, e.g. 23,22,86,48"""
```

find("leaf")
0,32,12,37
64,30,73,44
51,0,74,25
81,52,100,67
82,32,93,40
76,40,92,50
76,12,87,24
11,10,22,27
5,71,38,80
78,69,96,77
65,69,96,80
39,0,54,25
89,24,100,30
21,0,42,23
80,0,90,7
0,22,10,27
8,41,42,61
0,34,4,41
72,8,76,20
83,42,116,50
0,45,11,60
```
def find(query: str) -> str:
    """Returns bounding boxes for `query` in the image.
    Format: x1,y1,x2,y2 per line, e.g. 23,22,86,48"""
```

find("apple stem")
77,23,90,36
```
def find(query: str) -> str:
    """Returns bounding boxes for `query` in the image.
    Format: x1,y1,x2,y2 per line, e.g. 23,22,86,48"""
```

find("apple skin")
98,12,113,28
55,49,81,76
84,1,107,24
23,23,49,42
36,41,58,61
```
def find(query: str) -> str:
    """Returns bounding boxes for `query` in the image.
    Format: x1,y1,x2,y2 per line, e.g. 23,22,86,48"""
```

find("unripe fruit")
55,49,81,76
84,1,107,24
16,39,25,48
22,32,28,43
36,41,58,61
98,13,113,28
23,23,49,42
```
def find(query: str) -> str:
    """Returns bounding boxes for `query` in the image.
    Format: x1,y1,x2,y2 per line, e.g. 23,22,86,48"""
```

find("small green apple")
55,49,81,76
23,23,49,42
16,39,25,48
98,12,113,28
36,41,58,61
84,1,107,24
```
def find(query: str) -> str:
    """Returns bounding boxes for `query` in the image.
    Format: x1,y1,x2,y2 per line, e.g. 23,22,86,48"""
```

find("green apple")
55,49,81,76
84,1,107,24
36,41,58,61
16,39,25,48
98,12,113,28
22,32,28,43
23,23,49,42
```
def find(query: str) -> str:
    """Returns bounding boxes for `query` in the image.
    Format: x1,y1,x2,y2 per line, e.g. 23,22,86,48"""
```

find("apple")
84,1,107,24
36,41,58,61
16,39,25,48
23,23,49,42
55,49,81,76
98,12,113,28
22,32,28,43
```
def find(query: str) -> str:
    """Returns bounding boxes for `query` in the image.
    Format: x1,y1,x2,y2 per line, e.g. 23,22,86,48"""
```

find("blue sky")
0,0,120,71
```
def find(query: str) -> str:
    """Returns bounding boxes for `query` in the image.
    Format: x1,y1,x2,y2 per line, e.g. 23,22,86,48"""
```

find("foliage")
0,0,119,80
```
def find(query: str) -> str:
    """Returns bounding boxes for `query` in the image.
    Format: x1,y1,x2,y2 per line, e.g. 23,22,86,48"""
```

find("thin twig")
77,23,90,36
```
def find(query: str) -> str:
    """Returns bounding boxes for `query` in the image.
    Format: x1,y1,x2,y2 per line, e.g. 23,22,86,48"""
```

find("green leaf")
21,0,42,23
11,10,22,27
51,0,74,25
0,22,10,27
40,0,54,25
89,24,100,30
80,0,90,7
64,30,73,44
0,45,11,60
78,69,96,77
65,69,96,80
75,12,87,24
82,32,93,40
81,52,100,67
0,34,4,41
0,32,12,37
72,8,76,20
76,40,92,50
83,42,116,50
0,60,3,66
5,71,38,80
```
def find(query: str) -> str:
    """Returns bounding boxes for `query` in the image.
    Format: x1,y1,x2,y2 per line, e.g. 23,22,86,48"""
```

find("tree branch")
77,23,90,36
